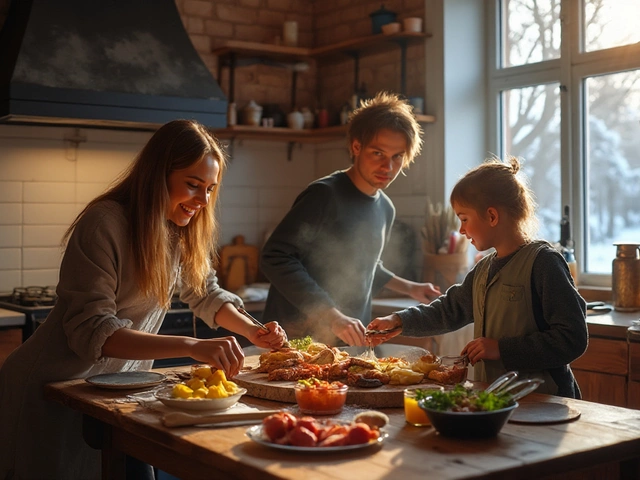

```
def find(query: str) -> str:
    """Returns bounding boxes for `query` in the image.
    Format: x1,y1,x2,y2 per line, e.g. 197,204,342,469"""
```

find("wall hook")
63,128,87,161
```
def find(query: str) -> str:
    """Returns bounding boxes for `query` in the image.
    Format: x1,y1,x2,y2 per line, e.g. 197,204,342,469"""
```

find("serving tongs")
484,371,544,402
361,326,403,360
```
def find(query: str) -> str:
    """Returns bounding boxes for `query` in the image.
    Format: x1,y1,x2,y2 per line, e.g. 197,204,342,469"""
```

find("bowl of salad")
418,384,518,438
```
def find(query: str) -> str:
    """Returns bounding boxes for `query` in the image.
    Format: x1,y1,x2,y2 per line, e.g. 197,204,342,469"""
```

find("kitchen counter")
0,308,25,328
44,367,640,480
372,297,639,339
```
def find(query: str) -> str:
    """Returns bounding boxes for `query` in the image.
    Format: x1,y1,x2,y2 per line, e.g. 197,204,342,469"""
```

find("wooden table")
44,368,640,480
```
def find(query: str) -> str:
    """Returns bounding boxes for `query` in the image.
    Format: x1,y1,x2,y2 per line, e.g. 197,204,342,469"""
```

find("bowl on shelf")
381,22,401,35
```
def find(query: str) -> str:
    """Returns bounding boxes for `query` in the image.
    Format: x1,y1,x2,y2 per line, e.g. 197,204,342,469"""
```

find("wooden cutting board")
218,235,259,291
235,354,434,408
509,401,581,424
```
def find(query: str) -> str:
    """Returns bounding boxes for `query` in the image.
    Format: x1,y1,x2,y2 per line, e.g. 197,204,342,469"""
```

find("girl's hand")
461,337,500,366
189,336,245,378
250,321,288,350
365,314,402,347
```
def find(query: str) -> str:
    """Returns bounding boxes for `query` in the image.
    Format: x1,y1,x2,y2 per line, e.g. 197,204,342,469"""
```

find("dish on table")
245,424,388,452
154,385,247,411
294,379,348,415
85,371,166,390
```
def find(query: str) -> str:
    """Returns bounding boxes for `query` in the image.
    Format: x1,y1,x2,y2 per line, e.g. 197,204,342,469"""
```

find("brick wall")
176,0,425,124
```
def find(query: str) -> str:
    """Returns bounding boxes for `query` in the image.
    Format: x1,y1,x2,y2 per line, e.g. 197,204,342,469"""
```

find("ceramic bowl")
419,401,518,438
403,17,423,33
154,386,247,411
381,22,401,35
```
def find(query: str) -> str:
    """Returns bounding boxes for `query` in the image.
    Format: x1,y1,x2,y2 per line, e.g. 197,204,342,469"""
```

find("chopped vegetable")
420,384,513,412
289,336,314,352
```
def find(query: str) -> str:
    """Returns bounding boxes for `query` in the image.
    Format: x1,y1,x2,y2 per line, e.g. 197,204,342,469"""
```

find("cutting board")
509,401,581,425
218,235,259,291
236,354,432,408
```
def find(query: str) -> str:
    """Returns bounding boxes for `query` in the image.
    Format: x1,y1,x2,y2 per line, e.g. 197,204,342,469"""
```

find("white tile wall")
0,124,431,292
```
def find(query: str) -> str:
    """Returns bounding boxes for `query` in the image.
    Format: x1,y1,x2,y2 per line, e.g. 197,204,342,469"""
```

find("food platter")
237,344,443,408
245,425,388,452
85,371,166,390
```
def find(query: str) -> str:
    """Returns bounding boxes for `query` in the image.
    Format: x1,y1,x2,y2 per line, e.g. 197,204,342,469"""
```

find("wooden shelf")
213,115,435,144
212,31,435,146
212,32,431,62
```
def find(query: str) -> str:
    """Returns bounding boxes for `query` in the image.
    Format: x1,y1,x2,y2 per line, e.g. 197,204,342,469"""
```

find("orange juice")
404,386,444,426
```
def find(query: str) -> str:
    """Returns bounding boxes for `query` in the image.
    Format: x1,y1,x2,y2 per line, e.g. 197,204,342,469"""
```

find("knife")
162,409,281,428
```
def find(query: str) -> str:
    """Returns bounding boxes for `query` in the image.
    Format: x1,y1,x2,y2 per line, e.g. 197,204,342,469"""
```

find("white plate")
85,371,166,390
154,385,247,411
245,425,388,452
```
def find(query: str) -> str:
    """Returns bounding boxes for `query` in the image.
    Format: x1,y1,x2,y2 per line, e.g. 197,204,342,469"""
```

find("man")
260,92,441,346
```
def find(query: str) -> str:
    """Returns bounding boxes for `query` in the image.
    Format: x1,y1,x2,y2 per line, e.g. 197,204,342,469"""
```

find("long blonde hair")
450,156,539,241
63,120,227,307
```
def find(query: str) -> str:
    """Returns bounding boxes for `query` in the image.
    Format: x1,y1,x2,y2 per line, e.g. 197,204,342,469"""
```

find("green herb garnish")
421,384,513,412
289,336,313,352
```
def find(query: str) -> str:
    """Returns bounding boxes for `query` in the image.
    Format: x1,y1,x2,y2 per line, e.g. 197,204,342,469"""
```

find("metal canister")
612,243,640,311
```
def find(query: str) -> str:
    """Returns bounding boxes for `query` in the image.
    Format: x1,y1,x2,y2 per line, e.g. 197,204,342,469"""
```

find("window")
488,0,640,285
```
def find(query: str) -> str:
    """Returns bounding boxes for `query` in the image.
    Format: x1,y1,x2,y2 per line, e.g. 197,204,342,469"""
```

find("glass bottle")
612,243,640,312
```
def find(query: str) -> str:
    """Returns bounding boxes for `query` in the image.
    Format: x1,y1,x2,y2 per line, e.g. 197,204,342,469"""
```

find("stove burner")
11,286,57,306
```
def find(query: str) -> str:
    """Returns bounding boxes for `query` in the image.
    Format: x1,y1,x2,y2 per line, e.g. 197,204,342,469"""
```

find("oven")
0,287,262,368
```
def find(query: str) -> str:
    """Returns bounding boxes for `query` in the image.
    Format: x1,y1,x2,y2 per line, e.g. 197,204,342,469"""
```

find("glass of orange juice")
404,385,445,426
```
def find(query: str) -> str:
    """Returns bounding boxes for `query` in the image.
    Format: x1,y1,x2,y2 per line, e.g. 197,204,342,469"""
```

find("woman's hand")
365,314,402,347
188,336,245,378
249,321,288,350
461,337,500,366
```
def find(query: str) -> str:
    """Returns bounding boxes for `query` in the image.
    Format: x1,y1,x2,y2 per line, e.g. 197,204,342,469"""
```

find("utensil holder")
423,253,468,291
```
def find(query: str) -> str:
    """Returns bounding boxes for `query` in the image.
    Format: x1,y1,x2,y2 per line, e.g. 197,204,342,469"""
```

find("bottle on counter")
612,243,640,312
557,205,578,285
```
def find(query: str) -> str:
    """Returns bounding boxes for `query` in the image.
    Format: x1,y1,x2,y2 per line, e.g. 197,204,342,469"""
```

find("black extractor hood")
0,0,227,130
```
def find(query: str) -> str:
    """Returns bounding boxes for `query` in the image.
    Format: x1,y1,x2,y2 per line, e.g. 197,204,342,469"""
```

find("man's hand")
326,309,367,346
406,282,442,303
461,337,500,365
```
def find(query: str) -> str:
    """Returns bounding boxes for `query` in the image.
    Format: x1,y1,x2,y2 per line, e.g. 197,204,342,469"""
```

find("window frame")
486,0,640,287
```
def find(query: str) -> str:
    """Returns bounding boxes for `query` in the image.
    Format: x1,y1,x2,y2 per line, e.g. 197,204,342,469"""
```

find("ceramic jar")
242,100,262,126
301,107,314,128
287,110,304,130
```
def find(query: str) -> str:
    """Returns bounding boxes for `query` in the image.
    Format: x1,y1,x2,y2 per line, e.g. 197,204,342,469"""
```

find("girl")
0,120,287,479
367,156,588,398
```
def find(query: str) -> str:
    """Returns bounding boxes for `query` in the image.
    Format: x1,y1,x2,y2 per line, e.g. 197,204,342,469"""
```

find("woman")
0,119,287,479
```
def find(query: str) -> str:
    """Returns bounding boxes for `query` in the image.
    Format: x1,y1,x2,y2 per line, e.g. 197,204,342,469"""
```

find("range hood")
0,0,227,130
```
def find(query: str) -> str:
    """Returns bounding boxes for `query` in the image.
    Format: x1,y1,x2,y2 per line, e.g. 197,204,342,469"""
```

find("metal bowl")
418,401,518,438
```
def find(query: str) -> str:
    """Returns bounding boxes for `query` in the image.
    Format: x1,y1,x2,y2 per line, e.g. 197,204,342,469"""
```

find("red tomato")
297,417,320,435
345,424,373,445
288,425,318,447
317,433,347,447
262,412,297,442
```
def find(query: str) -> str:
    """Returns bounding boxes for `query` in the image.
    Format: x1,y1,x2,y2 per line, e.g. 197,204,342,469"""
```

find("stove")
0,287,58,341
